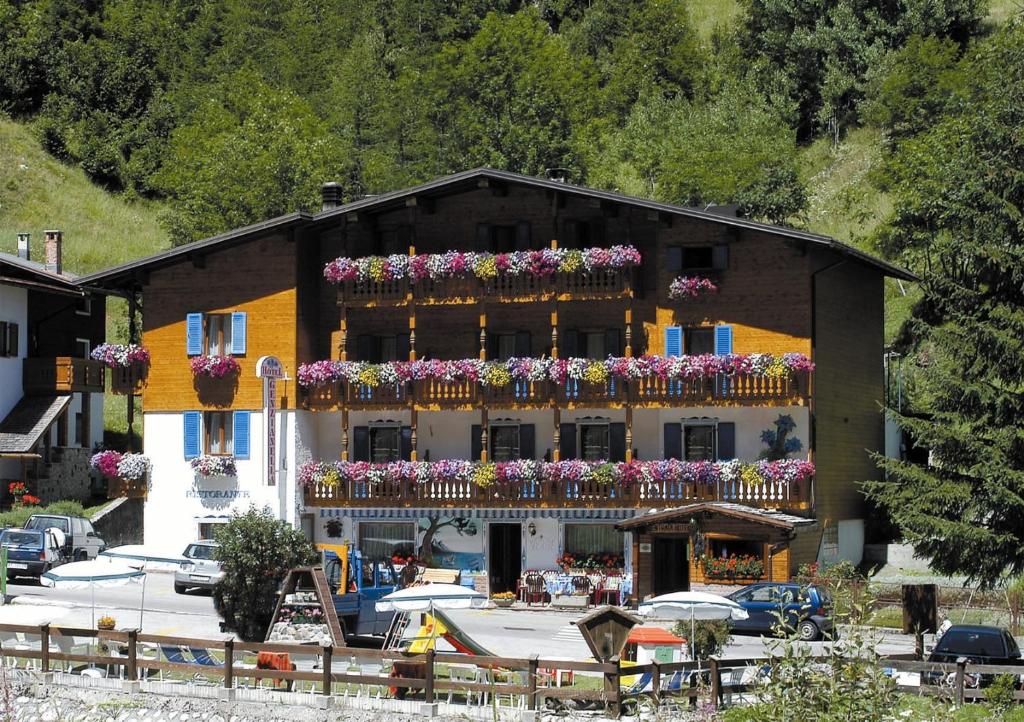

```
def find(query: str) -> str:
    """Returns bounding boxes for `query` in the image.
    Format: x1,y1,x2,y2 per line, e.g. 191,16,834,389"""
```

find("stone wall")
36,447,93,503
90,496,144,547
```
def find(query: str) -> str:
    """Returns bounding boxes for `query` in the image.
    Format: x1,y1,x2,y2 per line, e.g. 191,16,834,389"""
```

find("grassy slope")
0,119,167,440
690,0,741,38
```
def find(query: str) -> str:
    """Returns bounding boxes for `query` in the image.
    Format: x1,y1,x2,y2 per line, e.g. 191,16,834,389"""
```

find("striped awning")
316,507,638,521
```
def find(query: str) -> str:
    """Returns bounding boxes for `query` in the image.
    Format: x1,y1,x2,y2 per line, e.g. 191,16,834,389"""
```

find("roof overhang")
616,502,817,532
0,395,72,454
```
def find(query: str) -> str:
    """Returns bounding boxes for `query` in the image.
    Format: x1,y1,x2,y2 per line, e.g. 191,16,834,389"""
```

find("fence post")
424,648,435,704
527,655,539,710
650,660,661,707
322,644,332,696
126,629,138,681
708,657,721,710
603,656,621,719
954,657,966,707
39,624,49,674
223,639,234,690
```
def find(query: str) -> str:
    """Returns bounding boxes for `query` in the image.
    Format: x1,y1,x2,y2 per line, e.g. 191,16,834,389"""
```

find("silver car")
173,540,223,594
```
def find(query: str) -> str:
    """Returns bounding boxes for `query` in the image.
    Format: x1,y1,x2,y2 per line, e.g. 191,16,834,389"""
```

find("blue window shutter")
663,423,682,460
471,425,482,462
230,312,247,355
233,411,250,459
714,325,733,355
186,314,203,356
559,423,577,460
518,424,535,460
609,423,626,463
717,422,736,460
183,411,201,459
353,427,370,462
664,327,682,357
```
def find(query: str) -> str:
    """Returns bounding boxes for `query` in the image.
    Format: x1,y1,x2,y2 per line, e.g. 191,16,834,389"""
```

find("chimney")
44,230,62,275
321,182,343,211
16,233,30,261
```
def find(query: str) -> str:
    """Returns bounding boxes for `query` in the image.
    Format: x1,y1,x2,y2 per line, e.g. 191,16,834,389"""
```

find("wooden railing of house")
301,371,809,411
303,474,811,510
338,268,634,306
0,624,1009,713
22,357,105,394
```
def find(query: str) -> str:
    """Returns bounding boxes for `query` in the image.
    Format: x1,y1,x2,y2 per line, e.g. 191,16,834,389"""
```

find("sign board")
256,356,284,486
639,543,652,553
651,523,691,534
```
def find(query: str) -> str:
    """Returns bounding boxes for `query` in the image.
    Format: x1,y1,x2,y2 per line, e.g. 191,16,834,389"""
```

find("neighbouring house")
0,232,106,505
79,169,913,600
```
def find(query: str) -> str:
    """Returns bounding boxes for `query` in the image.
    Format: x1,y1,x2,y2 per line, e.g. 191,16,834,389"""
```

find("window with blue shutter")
230,312,247,355
233,411,251,459
186,314,203,356
183,411,201,459
664,327,682,357
714,325,733,355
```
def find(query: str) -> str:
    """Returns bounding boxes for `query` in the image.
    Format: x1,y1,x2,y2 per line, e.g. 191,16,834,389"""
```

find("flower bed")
702,554,764,580
190,355,241,378
191,455,237,477
298,458,814,489
90,343,151,369
669,276,718,300
324,246,641,284
297,353,814,389
90,451,151,481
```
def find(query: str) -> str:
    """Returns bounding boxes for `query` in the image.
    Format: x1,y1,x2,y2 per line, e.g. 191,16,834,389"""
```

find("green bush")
212,507,318,642
0,500,87,530
672,619,731,660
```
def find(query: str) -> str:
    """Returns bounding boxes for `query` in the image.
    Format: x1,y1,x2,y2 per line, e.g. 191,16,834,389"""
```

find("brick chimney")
321,182,343,211
16,233,30,261
44,230,62,275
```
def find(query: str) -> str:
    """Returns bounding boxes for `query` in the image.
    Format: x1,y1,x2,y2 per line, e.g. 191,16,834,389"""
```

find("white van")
24,515,105,560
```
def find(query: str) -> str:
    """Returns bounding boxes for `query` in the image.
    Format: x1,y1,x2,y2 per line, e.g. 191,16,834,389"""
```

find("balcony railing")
109,363,149,395
23,357,105,394
304,475,810,511
338,268,633,305
301,371,809,411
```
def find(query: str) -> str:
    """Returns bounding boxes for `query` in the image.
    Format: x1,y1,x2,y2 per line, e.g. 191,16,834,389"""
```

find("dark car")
924,625,1021,686
727,582,835,641
1,528,66,580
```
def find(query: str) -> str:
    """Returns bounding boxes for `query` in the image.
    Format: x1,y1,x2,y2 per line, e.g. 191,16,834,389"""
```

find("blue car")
2,527,66,581
727,582,835,641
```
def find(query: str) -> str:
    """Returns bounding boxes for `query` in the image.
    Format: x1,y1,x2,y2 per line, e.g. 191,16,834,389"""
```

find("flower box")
492,598,515,608
191,455,237,478
669,276,718,300
189,355,241,379
551,594,590,609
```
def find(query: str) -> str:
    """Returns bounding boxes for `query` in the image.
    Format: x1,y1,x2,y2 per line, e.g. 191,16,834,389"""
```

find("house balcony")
303,474,811,512
22,357,105,394
337,268,633,306
300,371,809,411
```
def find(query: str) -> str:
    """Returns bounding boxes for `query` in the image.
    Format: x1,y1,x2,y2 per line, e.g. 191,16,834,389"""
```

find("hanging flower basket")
190,355,241,379
191,455,237,478
669,276,718,300
91,343,151,369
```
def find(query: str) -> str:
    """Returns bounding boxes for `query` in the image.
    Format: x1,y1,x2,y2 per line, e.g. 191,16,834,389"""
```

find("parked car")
924,625,1022,687
174,540,224,594
1,527,66,581
24,514,105,561
727,582,835,641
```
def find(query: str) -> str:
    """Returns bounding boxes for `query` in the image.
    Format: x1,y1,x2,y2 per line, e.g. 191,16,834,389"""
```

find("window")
205,314,233,356
822,524,839,557
356,334,409,363
683,423,716,461
579,422,610,461
583,331,605,360
496,333,517,361
197,522,226,541
0,322,18,357
369,424,401,463
733,585,774,603
492,225,517,253
564,524,622,556
490,424,520,462
667,245,728,272
74,297,92,316
204,411,233,455
359,521,415,562
75,338,90,359
685,328,714,355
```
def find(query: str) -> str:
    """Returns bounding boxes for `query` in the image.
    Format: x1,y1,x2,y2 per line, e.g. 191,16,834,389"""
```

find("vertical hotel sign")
256,356,285,486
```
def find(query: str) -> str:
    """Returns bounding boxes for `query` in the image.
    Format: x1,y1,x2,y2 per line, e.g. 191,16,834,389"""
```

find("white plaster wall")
838,519,864,565
524,517,560,570
143,409,301,552
88,392,104,450
0,284,27,420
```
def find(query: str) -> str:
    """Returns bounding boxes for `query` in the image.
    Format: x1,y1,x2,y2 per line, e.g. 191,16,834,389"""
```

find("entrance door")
652,537,689,595
488,523,522,594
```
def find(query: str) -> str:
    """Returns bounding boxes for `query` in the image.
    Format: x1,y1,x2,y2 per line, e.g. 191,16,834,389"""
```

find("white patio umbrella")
637,591,749,663
376,584,487,646
99,545,187,571
41,560,146,628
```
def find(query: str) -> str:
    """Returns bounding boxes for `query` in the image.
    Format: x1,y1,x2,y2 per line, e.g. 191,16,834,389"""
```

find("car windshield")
1,530,40,546
936,630,1004,657
185,544,217,560
25,516,69,533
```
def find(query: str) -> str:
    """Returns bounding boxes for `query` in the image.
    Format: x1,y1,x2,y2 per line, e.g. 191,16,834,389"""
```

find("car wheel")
174,583,188,594
74,550,88,562
798,620,819,641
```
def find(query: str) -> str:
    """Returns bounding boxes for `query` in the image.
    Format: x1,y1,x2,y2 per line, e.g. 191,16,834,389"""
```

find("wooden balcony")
300,371,809,411
338,268,634,306
304,475,811,511
23,357,105,394
109,362,149,396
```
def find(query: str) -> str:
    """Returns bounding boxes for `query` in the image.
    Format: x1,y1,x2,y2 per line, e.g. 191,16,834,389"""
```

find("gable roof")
0,252,85,295
78,168,916,289
0,395,72,455
616,502,817,531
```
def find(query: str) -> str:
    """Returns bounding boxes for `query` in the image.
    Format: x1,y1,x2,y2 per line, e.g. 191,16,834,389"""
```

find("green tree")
154,70,344,244
213,507,318,642
864,23,1024,587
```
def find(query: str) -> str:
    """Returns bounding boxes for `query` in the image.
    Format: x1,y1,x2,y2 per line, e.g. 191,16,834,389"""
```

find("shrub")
672,619,731,661
212,507,318,641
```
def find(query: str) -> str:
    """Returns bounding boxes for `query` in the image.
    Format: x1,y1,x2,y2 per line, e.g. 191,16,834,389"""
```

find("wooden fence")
2,623,1022,714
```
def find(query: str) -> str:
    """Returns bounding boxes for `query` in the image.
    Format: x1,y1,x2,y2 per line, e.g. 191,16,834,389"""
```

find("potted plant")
492,591,516,608
97,614,117,631
8,481,26,505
